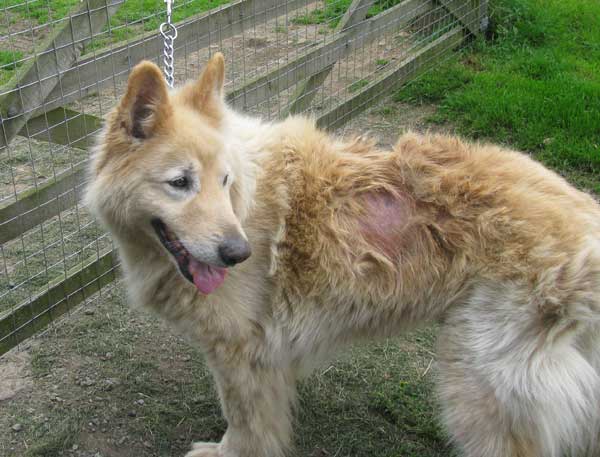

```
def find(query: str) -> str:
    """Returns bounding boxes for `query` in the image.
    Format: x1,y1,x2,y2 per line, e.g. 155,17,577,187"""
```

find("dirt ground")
0,99,456,457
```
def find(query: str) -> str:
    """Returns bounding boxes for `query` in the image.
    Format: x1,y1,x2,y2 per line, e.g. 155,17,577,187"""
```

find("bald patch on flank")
358,190,412,260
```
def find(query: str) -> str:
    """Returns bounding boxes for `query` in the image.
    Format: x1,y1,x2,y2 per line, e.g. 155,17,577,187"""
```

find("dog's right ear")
117,61,172,139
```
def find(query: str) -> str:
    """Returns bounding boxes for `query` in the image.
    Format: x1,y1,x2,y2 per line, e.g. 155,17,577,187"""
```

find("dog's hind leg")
436,283,600,457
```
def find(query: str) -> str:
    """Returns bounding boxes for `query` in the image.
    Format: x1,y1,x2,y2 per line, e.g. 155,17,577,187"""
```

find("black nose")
218,236,251,266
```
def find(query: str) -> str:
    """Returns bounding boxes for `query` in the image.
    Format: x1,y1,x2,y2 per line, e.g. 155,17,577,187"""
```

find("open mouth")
151,218,227,295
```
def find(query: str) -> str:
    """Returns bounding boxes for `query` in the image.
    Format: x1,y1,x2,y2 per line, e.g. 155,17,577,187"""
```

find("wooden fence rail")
0,0,487,356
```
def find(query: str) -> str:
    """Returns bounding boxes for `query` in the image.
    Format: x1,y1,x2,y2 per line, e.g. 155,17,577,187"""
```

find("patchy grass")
395,0,600,182
2,0,229,29
0,50,23,85
292,0,404,28
86,0,231,51
296,327,453,457
2,0,78,25
0,136,108,315
349,78,369,92
0,206,111,314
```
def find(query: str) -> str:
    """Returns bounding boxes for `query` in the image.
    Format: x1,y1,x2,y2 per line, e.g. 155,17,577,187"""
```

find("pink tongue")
188,258,227,294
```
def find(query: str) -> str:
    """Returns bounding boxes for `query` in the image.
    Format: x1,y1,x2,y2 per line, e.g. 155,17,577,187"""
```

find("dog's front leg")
186,356,296,457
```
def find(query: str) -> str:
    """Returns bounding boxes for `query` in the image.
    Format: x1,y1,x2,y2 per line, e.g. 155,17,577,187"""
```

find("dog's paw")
184,442,221,457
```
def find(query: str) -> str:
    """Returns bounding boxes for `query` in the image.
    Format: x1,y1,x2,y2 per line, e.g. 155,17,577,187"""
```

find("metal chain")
159,0,178,88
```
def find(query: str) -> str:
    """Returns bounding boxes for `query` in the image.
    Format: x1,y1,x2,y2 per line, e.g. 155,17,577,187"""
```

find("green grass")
0,50,23,85
2,0,228,29
88,0,231,50
395,0,600,178
2,0,78,25
349,78,370,92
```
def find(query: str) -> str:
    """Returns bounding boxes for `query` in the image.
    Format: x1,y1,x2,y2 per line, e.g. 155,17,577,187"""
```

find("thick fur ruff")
85,55,600,457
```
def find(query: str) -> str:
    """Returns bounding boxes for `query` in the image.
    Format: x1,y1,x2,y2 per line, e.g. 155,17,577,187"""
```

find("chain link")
160,0,177,88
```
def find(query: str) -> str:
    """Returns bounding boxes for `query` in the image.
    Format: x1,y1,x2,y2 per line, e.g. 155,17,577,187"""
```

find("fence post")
437,0,481,36
479,0,489,33
282,0,375,117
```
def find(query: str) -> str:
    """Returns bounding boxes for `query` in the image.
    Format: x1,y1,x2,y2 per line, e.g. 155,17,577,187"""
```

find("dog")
85,53,600,457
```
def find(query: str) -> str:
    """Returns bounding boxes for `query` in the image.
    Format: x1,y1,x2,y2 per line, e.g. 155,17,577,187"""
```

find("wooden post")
437,0,481,36
0,0,122,149
0,159,90,244
479,0,489,33
282,0,375,117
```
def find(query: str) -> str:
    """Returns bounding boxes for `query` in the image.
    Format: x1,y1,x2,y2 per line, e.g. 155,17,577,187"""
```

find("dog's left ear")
182,52,225,124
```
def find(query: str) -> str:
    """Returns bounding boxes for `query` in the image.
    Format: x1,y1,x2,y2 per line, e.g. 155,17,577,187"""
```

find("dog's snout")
218,236,251,266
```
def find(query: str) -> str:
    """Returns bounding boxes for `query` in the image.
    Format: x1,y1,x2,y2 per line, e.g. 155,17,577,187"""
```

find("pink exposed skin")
358,191,412,260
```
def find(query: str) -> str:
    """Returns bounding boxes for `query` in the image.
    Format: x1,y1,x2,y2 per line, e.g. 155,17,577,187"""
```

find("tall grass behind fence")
0,0,487,356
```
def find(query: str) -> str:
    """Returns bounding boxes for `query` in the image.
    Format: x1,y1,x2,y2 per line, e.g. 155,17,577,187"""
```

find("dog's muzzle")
150,218,235,294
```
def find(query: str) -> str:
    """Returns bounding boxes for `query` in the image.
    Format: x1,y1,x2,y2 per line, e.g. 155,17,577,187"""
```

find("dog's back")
265,127,600,314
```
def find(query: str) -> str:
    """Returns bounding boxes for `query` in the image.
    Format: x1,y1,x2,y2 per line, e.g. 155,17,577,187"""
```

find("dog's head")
86,53,251,294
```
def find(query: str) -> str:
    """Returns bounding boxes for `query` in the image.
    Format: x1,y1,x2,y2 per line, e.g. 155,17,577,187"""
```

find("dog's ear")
118,61,172,139
181,52,225,124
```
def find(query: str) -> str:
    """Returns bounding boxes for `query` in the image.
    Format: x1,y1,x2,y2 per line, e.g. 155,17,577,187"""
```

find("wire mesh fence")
0,0,487,356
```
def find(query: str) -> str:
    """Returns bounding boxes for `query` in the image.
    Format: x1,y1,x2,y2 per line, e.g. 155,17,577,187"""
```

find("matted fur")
85,54,600,457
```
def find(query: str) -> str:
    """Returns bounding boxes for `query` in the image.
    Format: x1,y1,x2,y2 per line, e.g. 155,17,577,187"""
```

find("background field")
1,0,598,456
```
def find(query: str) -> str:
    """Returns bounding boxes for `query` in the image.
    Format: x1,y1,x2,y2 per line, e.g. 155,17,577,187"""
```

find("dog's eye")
169,177,189,189
223,174,229,187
